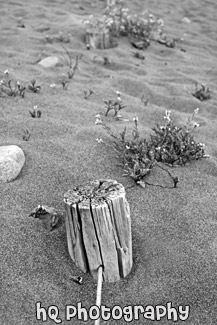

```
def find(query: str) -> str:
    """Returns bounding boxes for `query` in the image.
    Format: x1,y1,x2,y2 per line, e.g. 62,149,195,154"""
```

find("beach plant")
103,56,111,65
59,45,82,88
141,95,149,106
192,83,211,101
84,89,94,99
59,76,69,90
60,44,82,76
132,51,145,61
29,105,42,118
56,31,70,43
95,108,208,187
0,71,25,98
67,54,82,79
149,108,207,166
28,79,41,93
22,128,31,141
104,91,126,117
50,83,56,94
45,35,53,43
45,31,70,44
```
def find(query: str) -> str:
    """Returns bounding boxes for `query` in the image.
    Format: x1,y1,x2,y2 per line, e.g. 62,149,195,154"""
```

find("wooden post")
64,179,132,282
86,28,114,50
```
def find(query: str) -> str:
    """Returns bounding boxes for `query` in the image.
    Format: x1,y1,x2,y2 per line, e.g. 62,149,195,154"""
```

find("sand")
0,0,217,324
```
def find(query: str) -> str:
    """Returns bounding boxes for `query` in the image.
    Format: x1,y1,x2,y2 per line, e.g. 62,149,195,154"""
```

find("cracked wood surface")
64,179,132,282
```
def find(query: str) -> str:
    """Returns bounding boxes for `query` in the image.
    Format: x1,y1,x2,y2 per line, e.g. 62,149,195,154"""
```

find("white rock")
0,145,25,183
38,56,60,68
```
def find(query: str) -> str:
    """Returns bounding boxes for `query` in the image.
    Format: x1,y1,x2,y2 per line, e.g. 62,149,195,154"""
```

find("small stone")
181,17,191,24
38,56,60,68
0,145,25,183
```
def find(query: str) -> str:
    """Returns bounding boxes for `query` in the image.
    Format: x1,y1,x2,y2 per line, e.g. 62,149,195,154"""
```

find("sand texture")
0,0,217,324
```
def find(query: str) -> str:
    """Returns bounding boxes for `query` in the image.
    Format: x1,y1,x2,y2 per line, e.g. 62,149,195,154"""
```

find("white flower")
194,108,199,114
50,84,56,88
95,119,102,125
96,138,103,143
194,122,200,128
4,69,9,75
0,80,4,85
95,114,102,125
164,110,171,122
158,18,164,26
33,105,38,110
133,116,138,122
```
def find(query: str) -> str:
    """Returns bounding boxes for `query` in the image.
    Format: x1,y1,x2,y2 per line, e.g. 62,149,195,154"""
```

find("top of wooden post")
64,179,125,205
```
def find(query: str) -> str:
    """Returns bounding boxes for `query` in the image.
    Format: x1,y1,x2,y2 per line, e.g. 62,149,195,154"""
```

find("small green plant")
60,44,82,72
104,91,126,117
149,109,207,166
0,70,25,98
28,79,41,93
29,105,42,118
45,31,70,44
67,54,82,79
59,45,82,88
132,51,145,60
56,31,70,43
59,76,69,90
103,56,111,65
45,35,53,43
96,108,208,187
141,95,149,106
84,89,94,99
50,84,56,94
22,128,31,141
192,83,211,101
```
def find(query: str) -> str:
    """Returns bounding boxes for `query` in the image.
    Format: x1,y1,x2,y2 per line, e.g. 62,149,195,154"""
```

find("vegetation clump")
28,79,41,93
192,83,211,101
0,70,25,98
83,0,166,47
104,91,126,118
96,108,208,187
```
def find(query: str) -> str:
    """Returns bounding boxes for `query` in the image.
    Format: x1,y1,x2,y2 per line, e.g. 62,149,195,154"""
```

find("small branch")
60,43,73,68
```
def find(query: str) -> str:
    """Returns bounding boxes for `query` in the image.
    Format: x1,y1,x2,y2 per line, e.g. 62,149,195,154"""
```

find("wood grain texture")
64,179,132,282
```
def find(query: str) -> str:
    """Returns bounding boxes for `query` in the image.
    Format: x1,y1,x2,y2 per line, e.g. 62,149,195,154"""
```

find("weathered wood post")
86,28,113,50
64,179,132,282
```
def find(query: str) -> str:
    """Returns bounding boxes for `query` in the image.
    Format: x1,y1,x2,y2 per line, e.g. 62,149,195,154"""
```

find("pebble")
0,145,25,183
38,56,60,68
